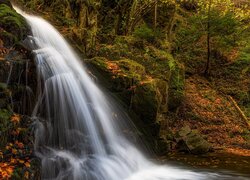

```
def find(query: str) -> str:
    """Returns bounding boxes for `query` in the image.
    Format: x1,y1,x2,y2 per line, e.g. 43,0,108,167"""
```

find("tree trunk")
154,0,158,32
204,0,212,76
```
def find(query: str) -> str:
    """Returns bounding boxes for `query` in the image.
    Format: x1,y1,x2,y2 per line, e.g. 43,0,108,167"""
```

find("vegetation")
15,0,250,150
1,0,250,178
0,3,28,47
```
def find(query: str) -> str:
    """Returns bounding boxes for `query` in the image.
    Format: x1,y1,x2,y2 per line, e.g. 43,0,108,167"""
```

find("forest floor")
170,74,250,156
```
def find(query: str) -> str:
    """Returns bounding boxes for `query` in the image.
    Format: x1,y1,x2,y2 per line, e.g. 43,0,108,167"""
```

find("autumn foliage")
0,114,34,179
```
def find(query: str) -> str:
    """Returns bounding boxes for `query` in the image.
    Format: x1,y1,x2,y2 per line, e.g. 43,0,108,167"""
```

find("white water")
14,7,235,180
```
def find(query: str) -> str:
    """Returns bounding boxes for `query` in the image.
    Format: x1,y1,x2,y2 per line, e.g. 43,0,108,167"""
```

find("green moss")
89,57,108,70
0,30,18,45
90,57,146,81
0,83,7,91
97,36,184,113
0,109,12,148
116,59,145,81
0,4,28,47
97,36,178,82
168,61,185,111
0,4,26,26
133,24,163,43
132,81,159,124
133,24,154,41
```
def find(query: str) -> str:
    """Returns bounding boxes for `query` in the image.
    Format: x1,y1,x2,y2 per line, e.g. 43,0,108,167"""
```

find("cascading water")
13,7,246,180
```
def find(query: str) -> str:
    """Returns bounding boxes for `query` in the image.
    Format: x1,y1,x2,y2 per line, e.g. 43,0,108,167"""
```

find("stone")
132,81,159,124
176,126,212,154
177,125,191,137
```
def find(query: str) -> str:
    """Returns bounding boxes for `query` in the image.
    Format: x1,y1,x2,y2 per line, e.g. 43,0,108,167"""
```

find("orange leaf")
5,146,10,150
10,114,21,124
15,141,24,149
10,158,17,164
5,167,13,174
11,149,17,155
24,171,29,179
18,160,25,164
24,162,30,168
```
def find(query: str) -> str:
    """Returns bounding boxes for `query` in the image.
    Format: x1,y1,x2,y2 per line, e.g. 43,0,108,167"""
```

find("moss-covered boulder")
176,126,212,154
87,57,145,85
132,80,159,124
0,3,29,47
86,39,185,153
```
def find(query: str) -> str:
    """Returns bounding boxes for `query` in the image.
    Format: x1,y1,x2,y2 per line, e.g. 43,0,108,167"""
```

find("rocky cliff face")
0,1,39,178
0,0,35,115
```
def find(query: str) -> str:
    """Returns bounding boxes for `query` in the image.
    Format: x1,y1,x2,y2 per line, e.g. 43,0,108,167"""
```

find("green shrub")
133,24,156,42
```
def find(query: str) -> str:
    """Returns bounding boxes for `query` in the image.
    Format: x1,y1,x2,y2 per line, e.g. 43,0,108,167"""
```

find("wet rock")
176,126,212,154
20,36,40,51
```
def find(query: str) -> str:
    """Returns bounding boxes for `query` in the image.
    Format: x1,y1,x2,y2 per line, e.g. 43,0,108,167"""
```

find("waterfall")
13,7,230,180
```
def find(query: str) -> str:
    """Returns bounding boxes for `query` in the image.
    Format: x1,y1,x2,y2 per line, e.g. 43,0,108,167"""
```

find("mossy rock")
185,130,211,154
98,44,123,60
0,4,29,47
115,59,146,81
87,57,146,88
87,56,162,125
176,125,191,137
132,80,159,124
176,126,212,154
88,57,108,71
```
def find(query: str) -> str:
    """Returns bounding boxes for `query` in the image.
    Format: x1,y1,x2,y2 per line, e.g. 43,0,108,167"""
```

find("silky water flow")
13,7,246,180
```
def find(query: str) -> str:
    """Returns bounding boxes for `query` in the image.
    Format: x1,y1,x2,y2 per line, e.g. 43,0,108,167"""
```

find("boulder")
176,126,211,154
